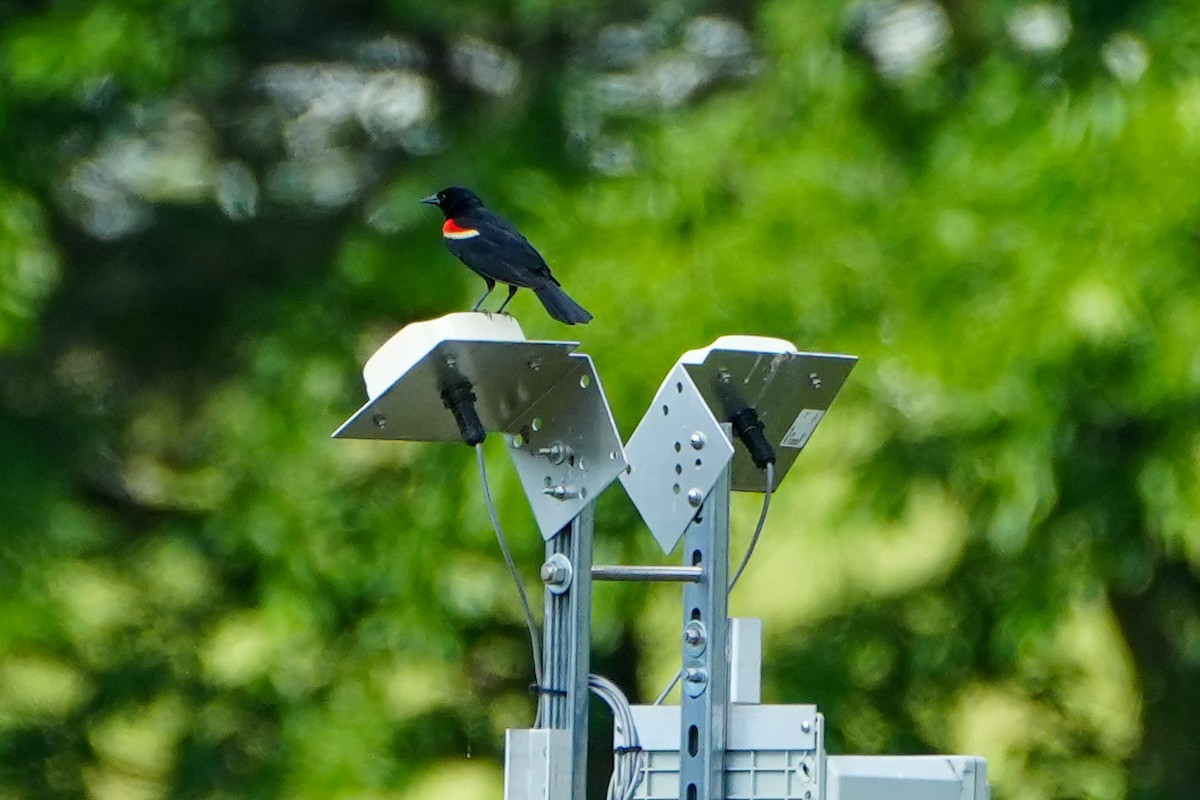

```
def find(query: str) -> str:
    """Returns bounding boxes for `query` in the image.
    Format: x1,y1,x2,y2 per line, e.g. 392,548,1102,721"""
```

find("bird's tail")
534,285,593,325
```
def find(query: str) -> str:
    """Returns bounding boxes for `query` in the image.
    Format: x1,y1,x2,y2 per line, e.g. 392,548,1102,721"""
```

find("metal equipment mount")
334,322,990,800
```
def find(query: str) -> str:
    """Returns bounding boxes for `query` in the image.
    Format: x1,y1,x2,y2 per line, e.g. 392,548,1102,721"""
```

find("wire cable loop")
476,443,544,725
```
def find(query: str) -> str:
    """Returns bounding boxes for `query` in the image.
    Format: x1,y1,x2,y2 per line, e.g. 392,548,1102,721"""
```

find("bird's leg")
471,279,496,312
495,284,519,315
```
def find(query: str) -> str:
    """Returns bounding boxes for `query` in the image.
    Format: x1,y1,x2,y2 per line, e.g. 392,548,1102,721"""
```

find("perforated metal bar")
542,505,594,799
678,440,731,800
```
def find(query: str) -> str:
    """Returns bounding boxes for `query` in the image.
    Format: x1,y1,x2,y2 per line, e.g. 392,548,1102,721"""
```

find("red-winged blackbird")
421,187,593,325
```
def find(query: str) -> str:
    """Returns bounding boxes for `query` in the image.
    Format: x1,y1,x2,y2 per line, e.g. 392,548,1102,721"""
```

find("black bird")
421,187,592,325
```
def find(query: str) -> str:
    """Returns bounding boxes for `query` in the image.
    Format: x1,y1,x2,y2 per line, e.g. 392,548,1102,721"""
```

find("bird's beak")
420,194,440,206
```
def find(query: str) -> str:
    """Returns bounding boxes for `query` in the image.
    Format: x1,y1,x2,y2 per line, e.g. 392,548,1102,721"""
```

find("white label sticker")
780,409,825,449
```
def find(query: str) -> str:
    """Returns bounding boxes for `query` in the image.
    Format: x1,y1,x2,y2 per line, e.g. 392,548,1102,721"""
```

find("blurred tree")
1,1,1198,800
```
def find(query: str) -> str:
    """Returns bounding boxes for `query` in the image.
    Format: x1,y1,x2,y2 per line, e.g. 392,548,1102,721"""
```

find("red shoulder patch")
443,219,474,234
443,218,482,240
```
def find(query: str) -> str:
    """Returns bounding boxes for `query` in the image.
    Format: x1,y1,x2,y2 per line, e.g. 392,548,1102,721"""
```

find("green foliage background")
2,1,1199,799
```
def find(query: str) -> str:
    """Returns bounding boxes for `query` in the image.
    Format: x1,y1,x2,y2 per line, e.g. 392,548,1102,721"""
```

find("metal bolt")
809,372,822,389
687,488,703,507
537,443,572,465
372,414,387,429
801,720,812,733
689,432,706,450
542,484,580,500
528,358,542,372
683,621,707,656
540,554,573,595
683,667,708,698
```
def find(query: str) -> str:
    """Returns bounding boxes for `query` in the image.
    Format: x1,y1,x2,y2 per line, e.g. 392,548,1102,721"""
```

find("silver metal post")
591,565,704,583
542,504,593,800
678,432,730,800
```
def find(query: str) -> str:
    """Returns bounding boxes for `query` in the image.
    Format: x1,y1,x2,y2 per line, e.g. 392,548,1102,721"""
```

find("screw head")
801,720,812,733
372,414,387,429
683,620,707,656
537,443,568,465
689,432,706,450
683,668,708,697
687,488,703,507
542,484,581,501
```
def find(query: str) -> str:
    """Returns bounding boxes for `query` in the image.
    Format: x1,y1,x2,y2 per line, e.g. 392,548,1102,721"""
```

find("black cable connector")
729,406,776,470
440,380,486,445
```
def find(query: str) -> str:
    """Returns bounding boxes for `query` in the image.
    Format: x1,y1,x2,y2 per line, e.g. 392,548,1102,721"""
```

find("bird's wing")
446,210,559,288
476,210,556,271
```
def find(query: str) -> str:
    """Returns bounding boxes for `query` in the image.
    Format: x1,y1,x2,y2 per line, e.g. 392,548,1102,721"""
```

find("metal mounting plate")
620,364,735,553
505,353,626,539
332,315,626,540
680,340,857,492
333,337,580,443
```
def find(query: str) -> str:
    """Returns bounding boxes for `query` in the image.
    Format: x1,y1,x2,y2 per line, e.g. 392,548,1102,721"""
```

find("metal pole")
542,503,593,800
591,565,704,583
678,434,730,800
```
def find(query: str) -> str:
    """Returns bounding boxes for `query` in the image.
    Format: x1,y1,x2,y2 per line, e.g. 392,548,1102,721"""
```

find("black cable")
442,380,486,445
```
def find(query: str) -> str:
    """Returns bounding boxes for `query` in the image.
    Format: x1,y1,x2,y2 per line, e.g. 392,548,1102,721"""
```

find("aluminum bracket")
505,353,626,539
620,364,735,553
679,336,857,492
333,313,627,539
